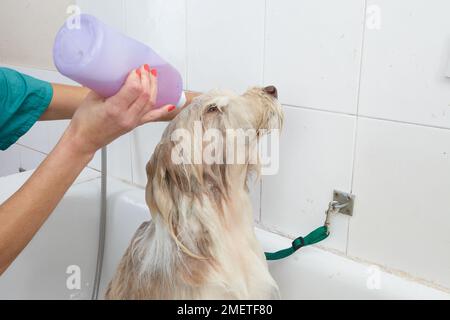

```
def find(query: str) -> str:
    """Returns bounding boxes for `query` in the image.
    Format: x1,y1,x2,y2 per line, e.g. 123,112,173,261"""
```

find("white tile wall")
130,122,168,187
264,0,366,114
3,0,450,291
125,0,187,184
47,120,71,152
0,144,47,176
0,41,3,64
186,0,265,93
76,0,126,32
17,119,69,155
17,122,50,154
0,145,21,176
348,118,450,288
17,145,47,172
0,0,74,70
125,0,187,84
261,106,356,253
359,0,450,128
104,134,133,182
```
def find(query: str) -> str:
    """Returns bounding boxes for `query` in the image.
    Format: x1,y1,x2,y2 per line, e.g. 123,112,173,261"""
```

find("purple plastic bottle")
53,14,185,108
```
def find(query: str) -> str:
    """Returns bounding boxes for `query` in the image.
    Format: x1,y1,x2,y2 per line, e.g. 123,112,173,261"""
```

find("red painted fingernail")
168,105,176,112
151,68,158,77
136,69,141,77
144,64,151,72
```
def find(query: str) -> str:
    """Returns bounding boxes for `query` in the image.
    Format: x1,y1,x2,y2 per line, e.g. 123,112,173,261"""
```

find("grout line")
257,0,268,224
18,144,23,170
357,114,450,131
261,0,268,86
122,0,127,33
184,0,189,90
122,0,133,183
15,143,49,156
346,0,369,255
283,103,450,132
129,133,135,184
16,142,103,172
4,63,448,133
283,103,357,117
2,63,56,72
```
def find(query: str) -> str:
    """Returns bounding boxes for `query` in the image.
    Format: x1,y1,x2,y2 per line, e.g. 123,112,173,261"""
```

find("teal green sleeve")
0,67,53,150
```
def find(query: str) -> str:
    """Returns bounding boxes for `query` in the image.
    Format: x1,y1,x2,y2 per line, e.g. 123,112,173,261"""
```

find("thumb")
139,104,177,124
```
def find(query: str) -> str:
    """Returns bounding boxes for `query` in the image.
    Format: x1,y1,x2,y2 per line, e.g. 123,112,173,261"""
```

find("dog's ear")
145,141,192,214
145,141,208,260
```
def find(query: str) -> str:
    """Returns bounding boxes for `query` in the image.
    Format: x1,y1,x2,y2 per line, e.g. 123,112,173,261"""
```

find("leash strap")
264,195,354,261
264,226,329,260
264,199,348,261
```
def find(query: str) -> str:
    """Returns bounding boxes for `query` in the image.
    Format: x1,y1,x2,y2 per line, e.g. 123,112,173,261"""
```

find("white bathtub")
0,170,448,299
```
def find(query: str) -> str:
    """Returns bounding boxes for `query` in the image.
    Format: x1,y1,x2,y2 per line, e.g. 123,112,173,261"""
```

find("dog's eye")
206,104,220,113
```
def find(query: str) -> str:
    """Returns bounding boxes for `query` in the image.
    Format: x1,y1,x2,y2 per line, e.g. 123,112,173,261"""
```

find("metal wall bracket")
332,190,355,216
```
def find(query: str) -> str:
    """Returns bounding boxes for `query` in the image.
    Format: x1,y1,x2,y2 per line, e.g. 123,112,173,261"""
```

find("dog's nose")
263,85,278,99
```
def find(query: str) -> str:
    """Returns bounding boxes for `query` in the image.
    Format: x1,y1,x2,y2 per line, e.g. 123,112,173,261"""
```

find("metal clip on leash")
265,192,354,261
324,200,349,235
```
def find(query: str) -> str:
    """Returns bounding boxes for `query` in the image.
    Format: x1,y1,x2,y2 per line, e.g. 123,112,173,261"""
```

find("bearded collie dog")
106,86,283,299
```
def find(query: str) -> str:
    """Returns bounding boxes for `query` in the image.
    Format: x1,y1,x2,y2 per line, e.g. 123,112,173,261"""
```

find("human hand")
62,64,176,156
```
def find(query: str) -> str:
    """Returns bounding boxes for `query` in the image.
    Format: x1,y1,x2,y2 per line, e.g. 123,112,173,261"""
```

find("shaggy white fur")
106,87,283,299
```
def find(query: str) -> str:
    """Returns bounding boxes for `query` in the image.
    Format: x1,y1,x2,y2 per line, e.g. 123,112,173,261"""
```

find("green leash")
264,199,349,261
264,195,354,260
264,226,329,260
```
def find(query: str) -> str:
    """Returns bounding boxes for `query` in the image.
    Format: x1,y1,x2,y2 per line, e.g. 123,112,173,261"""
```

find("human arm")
40,84,200,121
39,84,90,120
0,65,171,275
